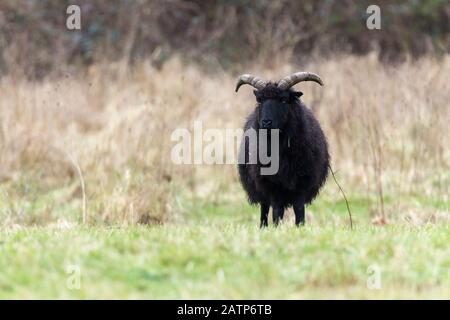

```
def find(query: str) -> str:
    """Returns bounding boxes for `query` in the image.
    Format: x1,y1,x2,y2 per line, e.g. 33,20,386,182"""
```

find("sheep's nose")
261,119,272,128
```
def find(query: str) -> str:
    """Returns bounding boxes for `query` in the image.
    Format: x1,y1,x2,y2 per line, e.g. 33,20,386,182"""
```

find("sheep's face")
254,84,302,130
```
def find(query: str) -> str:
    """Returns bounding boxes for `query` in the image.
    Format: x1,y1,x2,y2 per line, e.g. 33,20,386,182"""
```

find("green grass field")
0,187,448,299
0,225,448,299
0,56,448,299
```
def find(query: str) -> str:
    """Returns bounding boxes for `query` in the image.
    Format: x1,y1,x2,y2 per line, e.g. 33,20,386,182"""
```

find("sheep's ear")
292,91,303,98
254,90,263,102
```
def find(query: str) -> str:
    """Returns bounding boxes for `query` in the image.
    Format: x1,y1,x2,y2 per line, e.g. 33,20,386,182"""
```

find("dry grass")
0,55,448,226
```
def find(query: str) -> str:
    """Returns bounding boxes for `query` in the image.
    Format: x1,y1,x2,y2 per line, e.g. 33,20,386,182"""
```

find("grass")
0,167,448,299
0,55,448,298
0,184,449,299
0,223,448,299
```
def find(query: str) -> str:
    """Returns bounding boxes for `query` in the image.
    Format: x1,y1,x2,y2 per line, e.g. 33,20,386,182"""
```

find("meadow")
0,55,448,298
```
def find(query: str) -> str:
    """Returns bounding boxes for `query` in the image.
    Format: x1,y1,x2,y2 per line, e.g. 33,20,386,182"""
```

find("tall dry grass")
0,55,448,226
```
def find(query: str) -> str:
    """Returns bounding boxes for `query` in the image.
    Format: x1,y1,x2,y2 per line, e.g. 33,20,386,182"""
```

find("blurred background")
0,0,448,227
1,0,449,78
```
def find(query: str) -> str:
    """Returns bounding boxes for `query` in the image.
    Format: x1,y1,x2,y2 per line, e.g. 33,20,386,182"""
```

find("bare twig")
329,164,353,230
28,141,90,225
61,150,87,225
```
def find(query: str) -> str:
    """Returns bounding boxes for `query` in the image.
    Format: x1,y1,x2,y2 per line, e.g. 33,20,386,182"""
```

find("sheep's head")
235,72,323,130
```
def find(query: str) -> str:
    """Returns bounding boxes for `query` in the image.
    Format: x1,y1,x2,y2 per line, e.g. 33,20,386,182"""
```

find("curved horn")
277,72,324,90
235,74,267,92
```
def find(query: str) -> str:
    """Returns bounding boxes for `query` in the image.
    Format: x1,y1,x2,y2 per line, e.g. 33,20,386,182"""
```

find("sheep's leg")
260,203,269,228
293,196,305,226
272,205,284,226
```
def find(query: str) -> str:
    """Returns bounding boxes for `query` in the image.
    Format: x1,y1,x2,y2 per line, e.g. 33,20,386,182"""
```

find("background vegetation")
1,0,449,78
0,1,448,298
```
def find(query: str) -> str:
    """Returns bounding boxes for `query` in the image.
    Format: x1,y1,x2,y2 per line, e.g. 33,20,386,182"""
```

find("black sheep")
236,72,329,227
